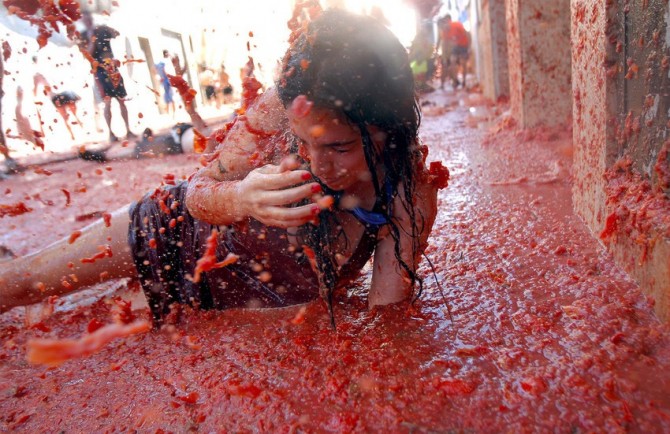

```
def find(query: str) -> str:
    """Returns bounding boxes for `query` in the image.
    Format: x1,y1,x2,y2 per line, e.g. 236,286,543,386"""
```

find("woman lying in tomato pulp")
0,9,448,325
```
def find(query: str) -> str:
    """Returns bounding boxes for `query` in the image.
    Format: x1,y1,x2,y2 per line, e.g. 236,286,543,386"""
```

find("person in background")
80,10,135,142
217,62,233,105
11,87,45,154
32,56,83,141
409,26,436,93
198,63,217,107
437,14,471,90
154,50,176,116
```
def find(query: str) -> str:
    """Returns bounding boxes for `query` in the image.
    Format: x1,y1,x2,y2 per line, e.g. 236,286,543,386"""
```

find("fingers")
256,203,320,228
263,182,321,207
254,165,312,189
278,154,302,172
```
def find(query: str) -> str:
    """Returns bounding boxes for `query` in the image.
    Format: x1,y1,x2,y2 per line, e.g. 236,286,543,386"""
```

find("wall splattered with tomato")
505,0,572,128
478,0,509,101
572,0,670,320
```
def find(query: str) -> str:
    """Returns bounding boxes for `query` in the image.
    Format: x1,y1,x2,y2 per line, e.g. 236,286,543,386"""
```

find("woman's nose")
310,150,333,176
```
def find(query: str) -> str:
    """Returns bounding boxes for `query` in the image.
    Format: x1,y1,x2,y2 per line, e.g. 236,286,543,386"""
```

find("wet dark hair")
276,9,426,324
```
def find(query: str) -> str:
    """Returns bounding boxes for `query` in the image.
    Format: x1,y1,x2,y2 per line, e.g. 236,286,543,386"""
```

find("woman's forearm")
185,174,246,226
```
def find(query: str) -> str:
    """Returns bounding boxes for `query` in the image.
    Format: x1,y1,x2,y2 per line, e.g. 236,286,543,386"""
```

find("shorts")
51,91,80,107
128,182,319,322
95,61,127,99
222,85,233,96
452,46,469,62
204,85,216,100
162,81,174,104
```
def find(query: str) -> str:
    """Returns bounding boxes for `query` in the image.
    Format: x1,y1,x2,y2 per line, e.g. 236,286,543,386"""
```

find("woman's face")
287,103,372,193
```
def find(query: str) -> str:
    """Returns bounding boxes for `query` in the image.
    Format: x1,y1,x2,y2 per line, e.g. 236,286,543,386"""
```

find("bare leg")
35,105,45,136
69,104,84,128
449,57,458,89
103,96,116,141
117,98,134,138
0,205,136,313
57,106,75,140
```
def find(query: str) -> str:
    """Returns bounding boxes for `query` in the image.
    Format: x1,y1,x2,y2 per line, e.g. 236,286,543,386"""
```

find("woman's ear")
367,125,388,153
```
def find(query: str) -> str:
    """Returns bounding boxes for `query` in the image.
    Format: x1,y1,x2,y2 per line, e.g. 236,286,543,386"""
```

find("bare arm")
0,205,136,313
368,179,438,307
185,88,320,227
33,73,50,97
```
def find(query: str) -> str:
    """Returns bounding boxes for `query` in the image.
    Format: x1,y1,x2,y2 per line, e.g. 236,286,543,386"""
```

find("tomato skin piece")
193,129,208,153
68,230,82,244
290,95,313,119
178,392,199,404
87,318,105,334
61,189,71,206
80,245,113,264
600,212,618,239
191,229,239,283
0,202,33,218
428,161,450,189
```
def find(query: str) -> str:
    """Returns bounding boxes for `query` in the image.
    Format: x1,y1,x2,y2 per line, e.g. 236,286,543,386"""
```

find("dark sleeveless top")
128,182,379,322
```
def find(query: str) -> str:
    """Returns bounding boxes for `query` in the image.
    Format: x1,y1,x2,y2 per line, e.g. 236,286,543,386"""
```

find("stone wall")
479,0,509,101
505,0,572,128
572,0,670,321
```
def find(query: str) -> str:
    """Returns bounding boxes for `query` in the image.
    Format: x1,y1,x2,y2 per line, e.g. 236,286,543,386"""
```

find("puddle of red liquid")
1,92,669,432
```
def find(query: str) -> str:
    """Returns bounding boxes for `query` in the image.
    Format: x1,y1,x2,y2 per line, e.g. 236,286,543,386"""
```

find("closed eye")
328,139,357,154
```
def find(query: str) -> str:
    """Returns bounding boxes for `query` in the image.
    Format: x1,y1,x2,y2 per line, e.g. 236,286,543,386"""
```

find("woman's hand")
236,156,322,228
186,89,333,227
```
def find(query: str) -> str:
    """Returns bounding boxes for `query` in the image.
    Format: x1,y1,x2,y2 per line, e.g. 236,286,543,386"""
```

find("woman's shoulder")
245,87,287,130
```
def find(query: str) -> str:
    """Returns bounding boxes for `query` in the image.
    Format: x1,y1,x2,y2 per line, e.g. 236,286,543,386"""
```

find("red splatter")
434,378,477,395
1,41,10,61
33,167,52,176
60,188,71,207
178,391,199,404
75,211,104,222
163,173,176,185
427,161,450,189
654,140,670,191
68,230,82,244
193,128,208,154
301,244,318,275
600,212,618,240
191,228,239,283
238,76,263,114
167,74,196,107
4,0,82,49
26,321,151,367
290,95,313,119
80,245,113,264
0,202,33,218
